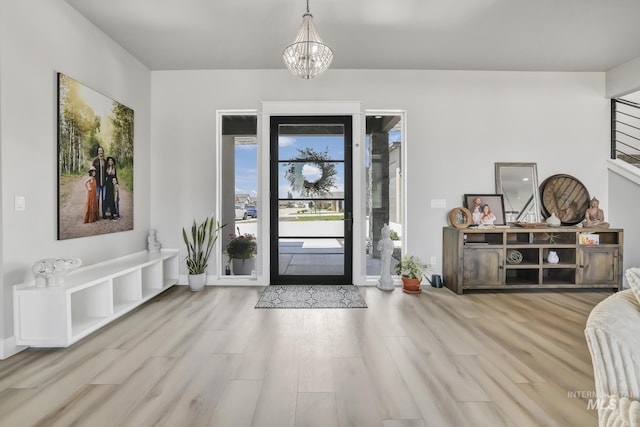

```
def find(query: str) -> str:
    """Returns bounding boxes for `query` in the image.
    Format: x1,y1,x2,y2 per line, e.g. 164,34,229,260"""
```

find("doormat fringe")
255,285,367,309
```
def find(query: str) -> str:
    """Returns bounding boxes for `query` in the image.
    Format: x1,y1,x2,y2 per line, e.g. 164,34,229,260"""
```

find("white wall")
608,161,640,285
0,0,151,358
606,56,640,98
606,59,640,282
151,69,609,281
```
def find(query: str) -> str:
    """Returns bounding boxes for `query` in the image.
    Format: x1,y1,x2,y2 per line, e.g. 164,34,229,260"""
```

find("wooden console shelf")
443,227,623,294
13,249,179,347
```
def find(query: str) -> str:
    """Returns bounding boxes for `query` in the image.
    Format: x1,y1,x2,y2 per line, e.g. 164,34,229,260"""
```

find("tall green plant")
182,216,225,275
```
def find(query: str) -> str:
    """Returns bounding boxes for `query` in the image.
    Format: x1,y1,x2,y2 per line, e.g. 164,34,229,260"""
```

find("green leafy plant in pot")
182,215,225,291
395,254,432,294
225,227,257,275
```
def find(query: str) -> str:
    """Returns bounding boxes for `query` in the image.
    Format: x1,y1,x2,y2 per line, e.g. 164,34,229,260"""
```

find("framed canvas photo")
464,194,506,226
57,72,134,240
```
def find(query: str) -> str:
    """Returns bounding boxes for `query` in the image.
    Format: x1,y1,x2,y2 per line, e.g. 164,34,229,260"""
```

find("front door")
270,116,353,285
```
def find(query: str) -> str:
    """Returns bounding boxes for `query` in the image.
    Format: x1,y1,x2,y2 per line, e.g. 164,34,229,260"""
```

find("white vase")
547,250,559,264
546,212,561,227
231,258,255,275
188,272,206,292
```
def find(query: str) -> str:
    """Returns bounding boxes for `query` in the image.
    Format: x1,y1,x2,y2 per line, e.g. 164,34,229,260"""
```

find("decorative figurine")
376,224,395,291
147,228,162,253
583,197,610,229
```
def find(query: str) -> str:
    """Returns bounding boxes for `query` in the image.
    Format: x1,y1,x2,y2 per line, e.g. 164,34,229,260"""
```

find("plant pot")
188,272,206,292
231,257,255,275
401,277,422,294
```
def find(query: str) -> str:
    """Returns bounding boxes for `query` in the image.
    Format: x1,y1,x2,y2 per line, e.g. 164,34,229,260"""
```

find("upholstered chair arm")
585,290,640,426
597,395,640,427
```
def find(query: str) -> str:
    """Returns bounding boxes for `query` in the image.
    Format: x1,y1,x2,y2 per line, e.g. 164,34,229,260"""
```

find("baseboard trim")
1,335,28,360
178,274,263,287
177,275,401,287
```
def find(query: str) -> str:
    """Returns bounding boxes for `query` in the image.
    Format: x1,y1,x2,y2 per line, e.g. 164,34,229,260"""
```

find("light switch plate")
430,199,446,208
14,196,25,211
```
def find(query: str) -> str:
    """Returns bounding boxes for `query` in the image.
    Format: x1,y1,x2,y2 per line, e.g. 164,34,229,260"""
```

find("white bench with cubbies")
14,249,179,347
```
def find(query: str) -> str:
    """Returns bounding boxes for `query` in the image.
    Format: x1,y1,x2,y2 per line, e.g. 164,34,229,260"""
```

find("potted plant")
225,228,257,275
395,254,432,294
182,215,224,291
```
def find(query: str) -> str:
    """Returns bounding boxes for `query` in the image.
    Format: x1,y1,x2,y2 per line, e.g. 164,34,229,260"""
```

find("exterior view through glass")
270,116,353,285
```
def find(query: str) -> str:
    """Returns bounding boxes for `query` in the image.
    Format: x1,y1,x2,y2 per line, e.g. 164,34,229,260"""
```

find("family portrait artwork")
464,194,506,226
57,73,134,240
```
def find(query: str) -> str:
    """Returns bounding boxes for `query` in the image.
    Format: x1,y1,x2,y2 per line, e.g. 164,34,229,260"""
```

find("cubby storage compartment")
71,280,111,337
580,231,620,245
506,248,538,265
142,262,163,299
542,247,576,265
14,249,179,347
505,268,539,285
163,256,179,287
443,227,622,294
113,270,142,315
464,231,503,245
542,268,576,285
531,231,576,245
505,232,531,245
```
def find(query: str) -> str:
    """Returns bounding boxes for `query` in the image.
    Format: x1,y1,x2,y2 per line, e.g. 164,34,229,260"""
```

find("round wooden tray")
539,174,590,225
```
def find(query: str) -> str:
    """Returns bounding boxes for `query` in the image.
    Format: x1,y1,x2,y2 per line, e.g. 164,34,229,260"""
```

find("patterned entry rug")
255,285,368,309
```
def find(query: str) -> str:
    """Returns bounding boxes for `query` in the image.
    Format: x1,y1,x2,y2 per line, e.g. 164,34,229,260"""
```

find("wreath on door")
284,147,337,198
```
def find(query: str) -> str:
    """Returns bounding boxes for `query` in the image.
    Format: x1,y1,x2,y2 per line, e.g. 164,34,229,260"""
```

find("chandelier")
282,0,334,79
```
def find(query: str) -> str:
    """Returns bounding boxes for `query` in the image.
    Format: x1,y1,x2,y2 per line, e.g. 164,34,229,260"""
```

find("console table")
13,249,179,347
442,227,623,294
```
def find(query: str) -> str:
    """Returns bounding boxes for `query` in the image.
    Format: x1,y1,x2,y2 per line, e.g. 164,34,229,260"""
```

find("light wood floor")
0,285,611,427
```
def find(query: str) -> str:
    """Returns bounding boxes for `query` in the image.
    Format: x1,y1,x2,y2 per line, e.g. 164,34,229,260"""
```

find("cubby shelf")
443,227,623,294
13,249,179,347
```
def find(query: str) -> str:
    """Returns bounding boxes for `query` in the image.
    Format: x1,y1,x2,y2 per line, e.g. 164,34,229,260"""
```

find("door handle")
345,212,353,231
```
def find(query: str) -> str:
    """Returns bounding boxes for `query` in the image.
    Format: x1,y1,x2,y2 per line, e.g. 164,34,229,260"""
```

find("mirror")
495,162,540,223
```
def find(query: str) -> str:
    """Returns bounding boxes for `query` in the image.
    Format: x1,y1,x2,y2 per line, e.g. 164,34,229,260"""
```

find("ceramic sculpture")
376,224,395,291
32,257,82,287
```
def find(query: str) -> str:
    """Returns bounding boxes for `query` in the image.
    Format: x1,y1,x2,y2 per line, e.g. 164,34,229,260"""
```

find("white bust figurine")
147,229,162,253
376,224,395,291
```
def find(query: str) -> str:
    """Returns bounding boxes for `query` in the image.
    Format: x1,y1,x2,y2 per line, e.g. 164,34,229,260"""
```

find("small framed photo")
464,194,506,226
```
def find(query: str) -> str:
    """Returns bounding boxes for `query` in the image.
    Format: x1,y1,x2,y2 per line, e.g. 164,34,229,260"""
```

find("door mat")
255,285,368,309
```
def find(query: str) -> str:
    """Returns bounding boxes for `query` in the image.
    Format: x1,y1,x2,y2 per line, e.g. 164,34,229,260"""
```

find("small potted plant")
395,254,432,294
182,215,225,291
226,228,257,275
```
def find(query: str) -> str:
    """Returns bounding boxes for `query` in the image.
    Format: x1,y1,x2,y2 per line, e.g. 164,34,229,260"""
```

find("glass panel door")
270,116,352,284
220,114,258,276
365,114,403,277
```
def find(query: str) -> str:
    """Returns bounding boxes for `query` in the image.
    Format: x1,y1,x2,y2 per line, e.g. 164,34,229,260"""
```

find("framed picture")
464,194,506,226
57,72,134,240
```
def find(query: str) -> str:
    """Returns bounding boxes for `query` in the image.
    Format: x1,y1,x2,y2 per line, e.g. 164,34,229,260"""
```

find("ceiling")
65,0,640,72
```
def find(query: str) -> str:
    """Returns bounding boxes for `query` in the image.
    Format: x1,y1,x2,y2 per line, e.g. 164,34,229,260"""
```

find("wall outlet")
430,256,437,266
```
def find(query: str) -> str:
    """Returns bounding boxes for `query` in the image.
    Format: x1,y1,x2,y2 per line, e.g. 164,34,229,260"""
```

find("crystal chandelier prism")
282,0,334,79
